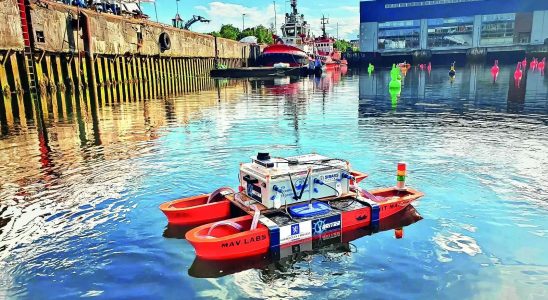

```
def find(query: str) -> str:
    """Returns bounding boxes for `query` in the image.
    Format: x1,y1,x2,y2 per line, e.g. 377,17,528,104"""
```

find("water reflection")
358,64,548,115
0,66,547,298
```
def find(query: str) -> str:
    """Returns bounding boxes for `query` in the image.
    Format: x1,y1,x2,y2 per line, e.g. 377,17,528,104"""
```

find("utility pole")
273,1,277,34
242,13,246,32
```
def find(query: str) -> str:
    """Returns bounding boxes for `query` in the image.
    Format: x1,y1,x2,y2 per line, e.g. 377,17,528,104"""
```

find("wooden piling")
44,55,59,121
178,58,183,94
143,57,151,99
164,58,169,96
107,57,117,103
101,57,111,104
114,56,123,101
127,57,135,101
121,57,130,101
160,57,167,97
149,57,157,99
53,56,67,119
9,53,22,95
182,58,189,93
0,52,10,101
95,55,105,105
134,57,146,99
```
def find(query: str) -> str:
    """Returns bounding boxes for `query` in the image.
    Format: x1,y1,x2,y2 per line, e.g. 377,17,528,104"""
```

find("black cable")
321,182,340,197
297,169,311,200
329,184,361,210
288,172,298,201
282,191,296,221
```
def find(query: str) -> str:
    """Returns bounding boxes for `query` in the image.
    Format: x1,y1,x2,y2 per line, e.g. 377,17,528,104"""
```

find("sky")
141,0,361,40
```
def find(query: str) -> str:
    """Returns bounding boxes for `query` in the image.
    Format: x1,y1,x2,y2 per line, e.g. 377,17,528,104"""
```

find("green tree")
239,25,274,44
218,24,241,40
334,40,352,52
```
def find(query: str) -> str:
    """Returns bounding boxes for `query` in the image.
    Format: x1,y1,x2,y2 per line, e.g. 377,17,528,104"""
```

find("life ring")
159,32,171,51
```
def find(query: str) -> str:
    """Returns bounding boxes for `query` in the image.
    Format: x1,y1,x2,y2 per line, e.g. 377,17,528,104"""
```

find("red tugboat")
259,0,313,67
313,15,348,71
160,153,424,261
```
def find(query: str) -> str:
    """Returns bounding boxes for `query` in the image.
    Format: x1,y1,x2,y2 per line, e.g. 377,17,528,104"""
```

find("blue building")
359,0,548,61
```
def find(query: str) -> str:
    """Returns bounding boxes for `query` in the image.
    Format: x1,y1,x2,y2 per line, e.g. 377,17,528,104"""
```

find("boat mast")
320,15,329,39
291,0,298,15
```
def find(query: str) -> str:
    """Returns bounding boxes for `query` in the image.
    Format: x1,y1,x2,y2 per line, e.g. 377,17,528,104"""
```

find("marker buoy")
395,227,403,239
396,162,406,190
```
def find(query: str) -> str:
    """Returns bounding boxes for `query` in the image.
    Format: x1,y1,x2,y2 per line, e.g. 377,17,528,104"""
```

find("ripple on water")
0,67,547,298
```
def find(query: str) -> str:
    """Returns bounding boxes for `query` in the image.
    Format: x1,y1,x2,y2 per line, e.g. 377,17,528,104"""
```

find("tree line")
210,24,358,52
210,24,274,44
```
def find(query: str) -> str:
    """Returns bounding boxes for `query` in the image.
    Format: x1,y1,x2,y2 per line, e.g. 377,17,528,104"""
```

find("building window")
427,17,474,48
378,20,420,50
480,13,515,45
385,0,483,9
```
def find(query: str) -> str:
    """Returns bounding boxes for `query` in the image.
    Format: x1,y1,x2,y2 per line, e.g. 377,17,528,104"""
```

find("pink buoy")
514,62,523,88
530,58,537,71
490,60,499,82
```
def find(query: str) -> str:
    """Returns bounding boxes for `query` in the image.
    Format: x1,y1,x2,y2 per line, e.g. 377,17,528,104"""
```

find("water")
0,65,547,299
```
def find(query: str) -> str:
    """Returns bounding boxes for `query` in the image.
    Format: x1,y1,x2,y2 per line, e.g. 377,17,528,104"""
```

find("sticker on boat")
312,214,341,236
320,172,340,183
279,221,312,246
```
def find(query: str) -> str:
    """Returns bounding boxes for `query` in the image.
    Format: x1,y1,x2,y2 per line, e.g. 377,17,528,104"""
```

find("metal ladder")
17,0,38,96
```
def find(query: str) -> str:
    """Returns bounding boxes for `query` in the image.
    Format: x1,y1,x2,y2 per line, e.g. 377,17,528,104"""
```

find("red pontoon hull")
185,215,270,260
181,186,423,260
159,194,231,226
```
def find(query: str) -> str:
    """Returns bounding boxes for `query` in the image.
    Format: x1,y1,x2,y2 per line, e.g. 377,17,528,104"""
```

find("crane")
184,15,210,30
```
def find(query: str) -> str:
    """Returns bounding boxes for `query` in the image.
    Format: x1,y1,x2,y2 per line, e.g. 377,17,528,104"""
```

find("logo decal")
291,224,300,235
320,173,340,183
279,221,312,245
311,214,342,236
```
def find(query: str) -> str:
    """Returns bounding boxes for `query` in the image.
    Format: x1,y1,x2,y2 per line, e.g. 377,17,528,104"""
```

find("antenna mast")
320,15,329,38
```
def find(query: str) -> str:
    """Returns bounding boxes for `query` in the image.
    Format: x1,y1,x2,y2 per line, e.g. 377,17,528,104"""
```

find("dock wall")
0,0,259,105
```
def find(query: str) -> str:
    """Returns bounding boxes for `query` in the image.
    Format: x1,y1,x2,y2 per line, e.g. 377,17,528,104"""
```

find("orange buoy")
395,227,403,239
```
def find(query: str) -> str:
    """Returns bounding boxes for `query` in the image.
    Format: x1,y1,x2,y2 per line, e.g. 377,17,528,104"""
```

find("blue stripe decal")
268,226,280,260
269,226,280,251
359,198,380,229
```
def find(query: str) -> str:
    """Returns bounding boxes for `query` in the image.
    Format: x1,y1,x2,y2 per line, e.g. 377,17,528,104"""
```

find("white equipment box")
239,153,352,209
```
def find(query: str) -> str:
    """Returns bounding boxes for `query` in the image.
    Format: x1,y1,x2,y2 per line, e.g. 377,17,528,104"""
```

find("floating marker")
395,227,403,239
396,162,406,190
